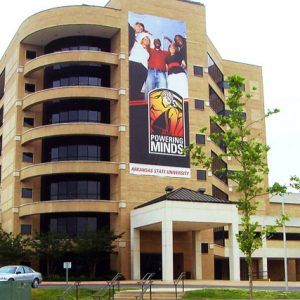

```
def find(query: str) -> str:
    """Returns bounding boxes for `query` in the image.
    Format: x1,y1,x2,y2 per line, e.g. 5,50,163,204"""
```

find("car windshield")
0,266,17,274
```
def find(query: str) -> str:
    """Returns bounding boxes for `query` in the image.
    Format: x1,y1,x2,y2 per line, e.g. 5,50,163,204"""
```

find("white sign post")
63,262,72,286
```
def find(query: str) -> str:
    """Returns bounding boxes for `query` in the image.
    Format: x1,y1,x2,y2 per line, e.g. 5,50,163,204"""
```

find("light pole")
282,197,288,291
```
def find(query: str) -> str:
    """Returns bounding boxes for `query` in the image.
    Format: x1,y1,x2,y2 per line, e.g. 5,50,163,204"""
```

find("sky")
0,0,299,190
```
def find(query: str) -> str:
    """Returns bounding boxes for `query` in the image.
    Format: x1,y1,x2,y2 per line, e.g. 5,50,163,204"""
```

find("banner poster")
128,11,190,178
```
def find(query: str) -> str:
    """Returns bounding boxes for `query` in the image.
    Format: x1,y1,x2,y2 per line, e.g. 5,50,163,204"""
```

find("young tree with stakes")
187,75,290,299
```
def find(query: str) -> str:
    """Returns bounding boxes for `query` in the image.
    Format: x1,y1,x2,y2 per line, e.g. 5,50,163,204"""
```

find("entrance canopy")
130,187,240,281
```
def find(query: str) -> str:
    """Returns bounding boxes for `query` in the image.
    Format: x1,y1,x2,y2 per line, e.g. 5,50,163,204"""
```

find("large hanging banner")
128,11,190,178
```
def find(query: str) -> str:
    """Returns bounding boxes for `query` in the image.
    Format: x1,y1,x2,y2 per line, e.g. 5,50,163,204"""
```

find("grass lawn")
32,288,106,300
183,288,300,299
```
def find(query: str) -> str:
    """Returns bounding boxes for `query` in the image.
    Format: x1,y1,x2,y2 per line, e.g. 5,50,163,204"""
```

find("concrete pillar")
130,228,140,280
162,219,173,280
194,231,202,279
259,237,268,279
228,221,240,280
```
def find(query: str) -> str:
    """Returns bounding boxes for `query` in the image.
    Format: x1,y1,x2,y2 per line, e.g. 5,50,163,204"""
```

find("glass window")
58,181,67,199
195,99,204,110
79,110,88,122
0,69,5,100
25,83,35,93
193,66,203,76
89,111,98,122
87,217,97,231
78,145,88,159
79,76,88,85
52,113,59,123
22,188,32,198
26,50,37,60
197,170,206,180
60,111,68,123
207,54,224,93
21,224,32,235
23,152,33,163
196,134,205,145
24,117,34,127
69,110,78,122
50,183,58,200
78,181,87,198
53,80,60,87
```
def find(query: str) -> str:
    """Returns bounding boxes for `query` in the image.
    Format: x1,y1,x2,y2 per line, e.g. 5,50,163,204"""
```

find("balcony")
20,161,119,181
22,123,119,145
19,200,119,217
22,86,119,110
24,51,119,77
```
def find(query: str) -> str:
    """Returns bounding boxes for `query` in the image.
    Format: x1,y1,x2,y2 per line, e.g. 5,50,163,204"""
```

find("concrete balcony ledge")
19,199,119,217
22,123,119,144
22,86,119,110
24,50,119,76
20,161,119,180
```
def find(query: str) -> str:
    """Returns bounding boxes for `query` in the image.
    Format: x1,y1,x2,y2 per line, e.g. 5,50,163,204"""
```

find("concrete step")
113,290,184,300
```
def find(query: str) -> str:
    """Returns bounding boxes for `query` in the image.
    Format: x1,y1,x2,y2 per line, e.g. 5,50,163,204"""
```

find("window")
25,83,35,93
24,117,34,127
211,151,228,185
207,54,224,93
209,85,225,115
196,134,205,145
0,106,3,127
22,188,32,198
212,185,229,201
0,135,2,155
197,170,206,181
210,118,226,152
23,152,33,163
21,224,32,235
26,50,37,60
201,243,209,253
193,65,203,77
194,99,204,110
0,69,5,99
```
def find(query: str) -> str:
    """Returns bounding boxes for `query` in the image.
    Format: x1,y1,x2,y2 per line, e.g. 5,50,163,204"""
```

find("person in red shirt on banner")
144,38,169,99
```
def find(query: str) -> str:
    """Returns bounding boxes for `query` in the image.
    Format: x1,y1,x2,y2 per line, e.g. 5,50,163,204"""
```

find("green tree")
0,228,33,265
187,75,288,299
31,231,72,277
73,228,122,278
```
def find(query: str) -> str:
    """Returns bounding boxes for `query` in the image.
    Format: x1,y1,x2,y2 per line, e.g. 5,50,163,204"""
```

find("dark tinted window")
0,106,3,127
26,50,37,59
212,185,229,201
196,134,205,145
23,152,33,163
0,69,5,99
44,36,110,54
193,66,203,76
40,212,110,237
209,85,225,115
210,118,226,152
43,99,109,125
208,54,224,93
22,188,32,198
201,243,209,253
41,174,110,201
24,117,34,127
197,170,206,180
42,136,109,162
25,83,35,93
195,99,204,110
211,151,228,185
21,224,32,235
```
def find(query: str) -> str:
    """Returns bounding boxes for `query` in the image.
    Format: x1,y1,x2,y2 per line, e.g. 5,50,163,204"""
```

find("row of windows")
40,213,110,237
208,54,224,93
44,36,111,54
44,64,110,89
0,69,5,100
43,99,110,125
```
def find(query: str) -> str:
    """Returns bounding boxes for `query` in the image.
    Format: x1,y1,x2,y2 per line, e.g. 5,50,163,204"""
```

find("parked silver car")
0,265,42,288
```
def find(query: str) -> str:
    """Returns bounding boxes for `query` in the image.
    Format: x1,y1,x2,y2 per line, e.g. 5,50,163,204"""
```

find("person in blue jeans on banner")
145,38,169,99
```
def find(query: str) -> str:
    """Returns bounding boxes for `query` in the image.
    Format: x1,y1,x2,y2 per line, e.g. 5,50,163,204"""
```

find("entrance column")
130,228,140,280
194,231,202,279
162,219,173,280
228,220,240,280
259,237,268,279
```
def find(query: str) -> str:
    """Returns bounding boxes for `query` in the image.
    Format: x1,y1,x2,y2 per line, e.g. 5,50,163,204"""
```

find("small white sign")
63,262,72,269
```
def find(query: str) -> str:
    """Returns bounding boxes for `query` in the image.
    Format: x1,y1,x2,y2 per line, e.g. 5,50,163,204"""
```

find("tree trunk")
248,259,253,299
